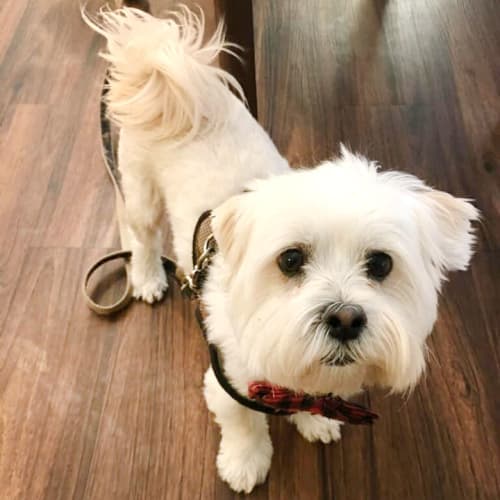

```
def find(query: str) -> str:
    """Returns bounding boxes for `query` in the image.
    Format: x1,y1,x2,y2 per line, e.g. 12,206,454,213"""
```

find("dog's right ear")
212,194,252,268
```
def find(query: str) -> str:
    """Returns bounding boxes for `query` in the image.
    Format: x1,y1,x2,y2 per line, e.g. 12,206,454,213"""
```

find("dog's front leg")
120,161,167,304
204,368,273,494
289,412,342,444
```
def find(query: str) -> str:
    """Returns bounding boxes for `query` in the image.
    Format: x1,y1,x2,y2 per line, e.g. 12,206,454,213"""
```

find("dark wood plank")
215,0,258,117
253,1,500,499
0,248,120,499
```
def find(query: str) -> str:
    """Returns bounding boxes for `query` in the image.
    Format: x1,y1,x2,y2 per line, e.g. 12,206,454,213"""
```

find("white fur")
86,7,480,492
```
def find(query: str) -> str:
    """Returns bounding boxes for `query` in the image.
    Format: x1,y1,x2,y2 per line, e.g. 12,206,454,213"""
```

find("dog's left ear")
416,188,480,274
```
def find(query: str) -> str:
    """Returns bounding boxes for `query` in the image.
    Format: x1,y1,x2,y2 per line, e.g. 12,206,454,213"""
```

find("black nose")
326,304,367,342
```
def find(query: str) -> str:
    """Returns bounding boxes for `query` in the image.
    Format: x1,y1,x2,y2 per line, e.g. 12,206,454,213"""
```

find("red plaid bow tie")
248,381,378,425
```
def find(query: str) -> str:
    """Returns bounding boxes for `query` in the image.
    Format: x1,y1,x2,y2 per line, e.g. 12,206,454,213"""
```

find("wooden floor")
0,0,498,499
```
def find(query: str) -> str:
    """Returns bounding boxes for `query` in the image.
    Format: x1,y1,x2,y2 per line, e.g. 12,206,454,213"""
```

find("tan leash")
82,76,183,315
83,250,133,315
81,77,132,314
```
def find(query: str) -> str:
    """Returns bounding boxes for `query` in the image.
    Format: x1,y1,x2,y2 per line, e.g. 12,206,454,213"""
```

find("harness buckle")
181,234,217,299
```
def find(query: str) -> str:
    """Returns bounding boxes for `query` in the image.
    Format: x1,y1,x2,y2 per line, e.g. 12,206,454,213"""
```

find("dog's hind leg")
119,152,167,304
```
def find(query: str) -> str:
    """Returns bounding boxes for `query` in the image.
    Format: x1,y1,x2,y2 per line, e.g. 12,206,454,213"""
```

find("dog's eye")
278,248,305,276
366,251,393,281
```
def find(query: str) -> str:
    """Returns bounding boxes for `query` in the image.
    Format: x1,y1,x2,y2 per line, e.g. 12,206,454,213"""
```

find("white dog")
86,7,479,493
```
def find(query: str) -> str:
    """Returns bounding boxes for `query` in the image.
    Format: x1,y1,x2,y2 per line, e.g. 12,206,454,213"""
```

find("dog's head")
211,148,479,395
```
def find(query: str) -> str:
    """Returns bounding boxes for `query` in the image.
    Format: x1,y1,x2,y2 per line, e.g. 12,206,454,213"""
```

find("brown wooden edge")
214,0,258,118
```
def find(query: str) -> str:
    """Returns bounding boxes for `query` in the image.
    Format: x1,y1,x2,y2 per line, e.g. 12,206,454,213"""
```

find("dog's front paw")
290,413,342,444
131,267,168,304
217,434,272,493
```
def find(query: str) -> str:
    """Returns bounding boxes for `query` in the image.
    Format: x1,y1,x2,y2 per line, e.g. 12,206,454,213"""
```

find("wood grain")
0,0,498,499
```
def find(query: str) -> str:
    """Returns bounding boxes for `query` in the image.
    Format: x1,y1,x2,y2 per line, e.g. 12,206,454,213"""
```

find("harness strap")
194,307,294,416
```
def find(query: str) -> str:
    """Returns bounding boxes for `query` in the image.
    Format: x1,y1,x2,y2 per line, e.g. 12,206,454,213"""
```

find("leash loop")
83,250,133,315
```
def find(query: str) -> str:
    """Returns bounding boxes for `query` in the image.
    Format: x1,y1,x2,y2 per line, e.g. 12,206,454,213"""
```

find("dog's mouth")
321,350,357,367
332,354,355,366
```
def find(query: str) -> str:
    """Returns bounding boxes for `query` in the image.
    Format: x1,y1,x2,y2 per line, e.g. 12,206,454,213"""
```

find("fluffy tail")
83,6,245,142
